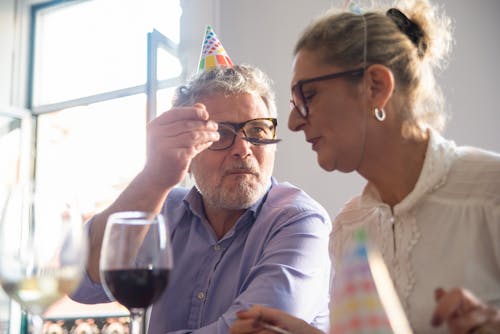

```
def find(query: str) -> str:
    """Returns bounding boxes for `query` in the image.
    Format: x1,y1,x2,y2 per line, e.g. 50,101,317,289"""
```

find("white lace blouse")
330,130,500,333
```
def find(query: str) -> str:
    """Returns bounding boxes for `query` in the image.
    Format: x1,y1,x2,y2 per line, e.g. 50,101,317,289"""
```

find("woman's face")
288,49,368,173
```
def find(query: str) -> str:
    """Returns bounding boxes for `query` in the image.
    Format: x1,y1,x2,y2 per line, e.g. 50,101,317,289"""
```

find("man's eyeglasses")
209,117,281,151
289,68,365,118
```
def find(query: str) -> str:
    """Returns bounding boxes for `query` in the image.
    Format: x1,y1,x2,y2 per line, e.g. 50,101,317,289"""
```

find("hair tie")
344,0,364,15
386,8,426,56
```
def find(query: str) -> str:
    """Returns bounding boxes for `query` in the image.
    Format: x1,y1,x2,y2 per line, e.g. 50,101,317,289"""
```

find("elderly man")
71,62,331,334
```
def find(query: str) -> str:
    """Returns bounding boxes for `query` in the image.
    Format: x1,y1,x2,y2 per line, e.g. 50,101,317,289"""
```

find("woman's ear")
364,64,394,108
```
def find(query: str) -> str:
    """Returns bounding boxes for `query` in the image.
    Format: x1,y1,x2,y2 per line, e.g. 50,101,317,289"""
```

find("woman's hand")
431,287,500,334
230,305,324,334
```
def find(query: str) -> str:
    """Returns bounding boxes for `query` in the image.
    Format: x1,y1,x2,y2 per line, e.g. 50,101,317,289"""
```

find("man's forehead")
198,92,270,122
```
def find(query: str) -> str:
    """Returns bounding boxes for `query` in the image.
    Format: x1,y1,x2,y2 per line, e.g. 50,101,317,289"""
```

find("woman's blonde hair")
294,0,453,137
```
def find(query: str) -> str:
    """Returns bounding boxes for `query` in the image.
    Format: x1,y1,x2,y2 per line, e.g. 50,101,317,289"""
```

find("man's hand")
144,103,219,189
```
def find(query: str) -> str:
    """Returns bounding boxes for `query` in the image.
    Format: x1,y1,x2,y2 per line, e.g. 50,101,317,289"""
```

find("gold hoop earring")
374,107,386,121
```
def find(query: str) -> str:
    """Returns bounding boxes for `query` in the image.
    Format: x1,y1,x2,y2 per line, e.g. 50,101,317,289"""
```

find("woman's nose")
288,108,306,132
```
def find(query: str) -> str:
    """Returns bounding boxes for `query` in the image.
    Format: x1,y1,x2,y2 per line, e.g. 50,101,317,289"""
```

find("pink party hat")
198,25,233,72
330,229,413,334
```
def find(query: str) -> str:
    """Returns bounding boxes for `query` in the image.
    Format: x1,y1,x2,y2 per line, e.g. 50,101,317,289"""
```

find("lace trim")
391,209,421,314
369,208,419,313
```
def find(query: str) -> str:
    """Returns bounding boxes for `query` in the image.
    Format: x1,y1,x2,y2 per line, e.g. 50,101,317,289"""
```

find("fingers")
230,318,262,334
234,306,307,334
236,306,263,320
447,308,492,334
233,306,279,334
432,287,494,334
257,307,290,324
237,305,287,324
142,103,220,188
231,308,260,334
432,287,481,325
157,103,210,123
435,287,445,300
149,105,218,146
148,104,220,152
148,120,218,150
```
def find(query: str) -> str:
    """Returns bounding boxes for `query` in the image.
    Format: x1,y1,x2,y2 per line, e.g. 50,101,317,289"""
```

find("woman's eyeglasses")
208,117,282,151
290,68,365,118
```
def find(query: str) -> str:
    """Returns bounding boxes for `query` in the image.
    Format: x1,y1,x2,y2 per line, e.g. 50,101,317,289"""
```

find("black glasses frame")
290,68,365,118
208,117,279,151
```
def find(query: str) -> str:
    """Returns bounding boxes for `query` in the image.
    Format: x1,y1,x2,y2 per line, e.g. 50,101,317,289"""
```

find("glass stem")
28,313,44,334
129,308,147,334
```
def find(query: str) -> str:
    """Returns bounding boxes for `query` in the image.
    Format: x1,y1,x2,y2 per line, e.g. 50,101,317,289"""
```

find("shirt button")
213,244,221,251
197,292,205,300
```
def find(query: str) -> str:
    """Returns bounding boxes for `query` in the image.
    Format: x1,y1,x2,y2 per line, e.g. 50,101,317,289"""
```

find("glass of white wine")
0,184,88,333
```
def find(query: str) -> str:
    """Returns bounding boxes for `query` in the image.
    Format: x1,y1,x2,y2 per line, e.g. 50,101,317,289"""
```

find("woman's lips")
307,137,320,151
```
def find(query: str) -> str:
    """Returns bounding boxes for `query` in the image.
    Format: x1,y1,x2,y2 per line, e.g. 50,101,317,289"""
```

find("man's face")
189,92,276,210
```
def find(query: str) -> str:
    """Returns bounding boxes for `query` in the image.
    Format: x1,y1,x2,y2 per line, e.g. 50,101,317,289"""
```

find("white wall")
438,0,500,152
181,0,500,218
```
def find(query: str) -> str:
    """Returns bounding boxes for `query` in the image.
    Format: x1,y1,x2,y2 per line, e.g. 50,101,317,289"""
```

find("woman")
230,0,500,333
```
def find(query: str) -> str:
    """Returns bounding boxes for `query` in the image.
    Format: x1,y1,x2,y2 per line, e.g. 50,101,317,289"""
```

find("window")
30,0,182,225
23,0,183,331
31,0,182,106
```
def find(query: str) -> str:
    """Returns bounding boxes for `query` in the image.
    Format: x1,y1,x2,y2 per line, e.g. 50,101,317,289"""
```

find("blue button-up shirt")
72,178,332,334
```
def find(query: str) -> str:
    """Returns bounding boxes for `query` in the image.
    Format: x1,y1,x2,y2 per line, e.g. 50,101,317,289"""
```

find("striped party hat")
198,25,233,72
330,228,413,334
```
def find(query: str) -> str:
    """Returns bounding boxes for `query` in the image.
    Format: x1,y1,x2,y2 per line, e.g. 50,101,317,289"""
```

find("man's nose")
230,132,253,157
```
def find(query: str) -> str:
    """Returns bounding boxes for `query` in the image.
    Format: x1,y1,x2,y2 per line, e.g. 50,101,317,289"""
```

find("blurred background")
1,0,499,333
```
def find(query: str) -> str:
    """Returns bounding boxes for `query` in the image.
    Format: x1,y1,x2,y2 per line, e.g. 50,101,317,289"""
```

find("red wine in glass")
100,211,172,334
102,268,169,309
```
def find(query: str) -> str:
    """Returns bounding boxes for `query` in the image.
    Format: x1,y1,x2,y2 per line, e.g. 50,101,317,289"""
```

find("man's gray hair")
173,64,277,117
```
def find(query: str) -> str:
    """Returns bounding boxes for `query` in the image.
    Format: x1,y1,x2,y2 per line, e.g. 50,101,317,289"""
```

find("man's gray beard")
193,176,269,210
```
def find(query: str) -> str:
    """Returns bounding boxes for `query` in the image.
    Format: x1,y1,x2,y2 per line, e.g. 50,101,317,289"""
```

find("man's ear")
364,64,394,108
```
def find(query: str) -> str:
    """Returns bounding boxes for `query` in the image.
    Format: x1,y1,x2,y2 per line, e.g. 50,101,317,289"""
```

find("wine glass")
100,211,172,334
0,184,88,333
